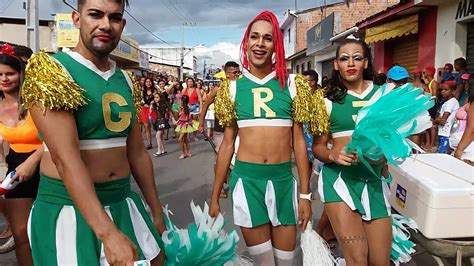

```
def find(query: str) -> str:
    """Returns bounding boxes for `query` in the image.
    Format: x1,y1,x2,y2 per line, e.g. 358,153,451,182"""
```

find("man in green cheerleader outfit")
209,11,329,265
22,0,166,265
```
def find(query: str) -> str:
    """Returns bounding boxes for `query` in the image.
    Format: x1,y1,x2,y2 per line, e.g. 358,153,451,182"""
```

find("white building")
141,47,198,78
0,16,54,51
416,0,474,73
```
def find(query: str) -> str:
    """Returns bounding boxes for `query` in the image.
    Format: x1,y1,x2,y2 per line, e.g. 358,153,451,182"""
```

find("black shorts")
4,148,40,199
214,118,224,133
153,118,171,131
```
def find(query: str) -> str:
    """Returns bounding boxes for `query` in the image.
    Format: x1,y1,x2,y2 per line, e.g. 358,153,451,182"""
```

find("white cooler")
388,153,474,239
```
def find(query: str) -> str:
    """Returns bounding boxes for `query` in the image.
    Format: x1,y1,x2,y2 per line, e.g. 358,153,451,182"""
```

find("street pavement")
0,132,471,265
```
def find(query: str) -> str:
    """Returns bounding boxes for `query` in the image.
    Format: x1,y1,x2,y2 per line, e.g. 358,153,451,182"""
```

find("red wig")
240,11,288,90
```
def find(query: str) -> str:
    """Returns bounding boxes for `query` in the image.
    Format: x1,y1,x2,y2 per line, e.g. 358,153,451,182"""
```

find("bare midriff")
236,126,292,164
331,136,352,152
40,147,130,182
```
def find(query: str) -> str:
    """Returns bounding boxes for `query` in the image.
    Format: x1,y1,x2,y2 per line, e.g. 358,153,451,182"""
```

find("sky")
0,0,325,69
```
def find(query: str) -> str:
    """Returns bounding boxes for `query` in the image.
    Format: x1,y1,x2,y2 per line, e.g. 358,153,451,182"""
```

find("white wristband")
299,193,312,200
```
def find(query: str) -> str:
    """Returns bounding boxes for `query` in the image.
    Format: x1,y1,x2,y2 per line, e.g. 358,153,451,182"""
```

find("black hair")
186,77,195,88
142,77,156,99
302,69,319,82
326,39,374,104
156,93,169,116
144,77,155,88
454,57,467,69
321,76,329,88
0,53,27,119
373,73,387,86
181,95,190,116
157,79,166,85
0,54,22,78
393,78,409,87
78,0,129,10
196,79,203,88
224,61,239,70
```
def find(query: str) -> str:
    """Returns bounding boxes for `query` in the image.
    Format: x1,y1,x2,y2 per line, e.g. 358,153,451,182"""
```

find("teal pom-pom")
346,83,434,177
161,201,240,265
391,214,418,265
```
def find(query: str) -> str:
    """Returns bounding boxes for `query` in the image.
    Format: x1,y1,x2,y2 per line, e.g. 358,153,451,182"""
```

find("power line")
61,0,185,65
124,9,177,48
169,0,192,23
161,0,186,21
0,0,14,14
172,0,199,38
61,0,177,48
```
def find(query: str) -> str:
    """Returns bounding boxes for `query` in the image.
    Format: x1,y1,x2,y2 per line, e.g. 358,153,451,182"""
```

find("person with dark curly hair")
140,77,157,149
151,93,171,157
314,38,392,265
175,95,199,159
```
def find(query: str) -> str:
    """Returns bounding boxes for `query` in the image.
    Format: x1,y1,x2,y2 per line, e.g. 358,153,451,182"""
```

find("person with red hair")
210,11,328,265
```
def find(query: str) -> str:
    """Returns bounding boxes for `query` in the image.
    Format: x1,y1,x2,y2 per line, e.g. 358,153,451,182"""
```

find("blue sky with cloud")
0,0,318,67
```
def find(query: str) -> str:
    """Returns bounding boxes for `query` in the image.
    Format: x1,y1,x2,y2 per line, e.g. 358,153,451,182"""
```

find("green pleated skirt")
318,163,391,221
28,174,163,266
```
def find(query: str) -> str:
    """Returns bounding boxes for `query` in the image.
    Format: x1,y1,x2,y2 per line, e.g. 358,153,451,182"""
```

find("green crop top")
230,70,296,127
22,51,141,150
325,82,379,138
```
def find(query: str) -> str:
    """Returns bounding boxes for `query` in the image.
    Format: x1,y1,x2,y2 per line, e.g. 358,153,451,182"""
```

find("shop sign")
139,51,150,69
307,13,334,55
55,13,79,48
456,0,474,21
111,35,140,63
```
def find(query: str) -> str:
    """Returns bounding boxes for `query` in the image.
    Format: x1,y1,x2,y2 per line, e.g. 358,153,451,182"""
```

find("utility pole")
180,22,185,82
25,0,39,52
295,0,297,11
203,58,206,77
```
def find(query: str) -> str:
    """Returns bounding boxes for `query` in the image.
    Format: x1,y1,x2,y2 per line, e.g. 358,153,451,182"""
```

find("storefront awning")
365,14,418,43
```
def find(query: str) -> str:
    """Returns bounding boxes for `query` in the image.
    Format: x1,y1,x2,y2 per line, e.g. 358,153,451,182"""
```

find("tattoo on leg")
339,235,366,244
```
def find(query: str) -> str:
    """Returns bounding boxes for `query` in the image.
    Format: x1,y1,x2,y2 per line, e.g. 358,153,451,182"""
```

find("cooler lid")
414,154,473,184
394,154,473,196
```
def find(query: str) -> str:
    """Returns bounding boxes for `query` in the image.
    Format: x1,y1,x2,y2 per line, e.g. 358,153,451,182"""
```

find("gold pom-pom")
21,51,87,111
126,71,142,118
214,79,236,127
292,74,329,135
309,88,329,135
293,74,314,123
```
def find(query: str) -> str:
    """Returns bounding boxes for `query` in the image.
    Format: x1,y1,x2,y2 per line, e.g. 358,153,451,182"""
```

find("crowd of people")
370,60,473,162
0,0,472,265
136,73,224,159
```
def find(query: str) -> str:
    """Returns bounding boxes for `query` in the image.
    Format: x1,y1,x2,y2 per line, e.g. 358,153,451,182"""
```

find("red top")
183,88,199,105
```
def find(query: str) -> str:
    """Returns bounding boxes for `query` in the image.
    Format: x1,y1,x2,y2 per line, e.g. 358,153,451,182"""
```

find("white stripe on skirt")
100,206,113,266
264,181,281,226
56,206,78,265
27,206,33,249
125,198,161,260
232,178,252,227
317,171,325,202
292,179,298,223
360,184,371,221
333,173,356,210
382,182,392,217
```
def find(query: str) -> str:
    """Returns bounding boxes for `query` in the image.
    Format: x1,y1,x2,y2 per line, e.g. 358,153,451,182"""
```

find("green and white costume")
215,70,328,228
22,51,163,265
318,82,392,221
